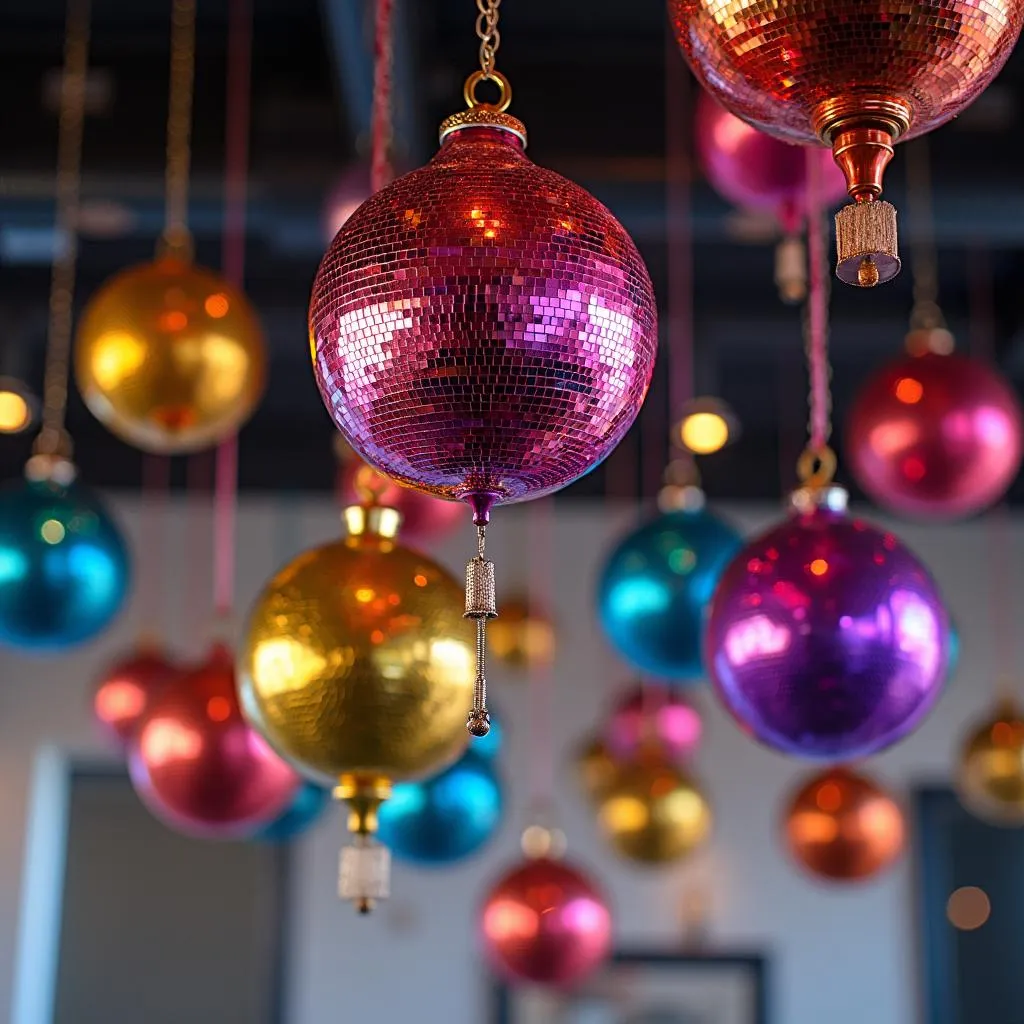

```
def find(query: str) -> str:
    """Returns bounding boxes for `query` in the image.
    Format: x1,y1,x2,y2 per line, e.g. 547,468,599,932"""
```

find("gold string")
161,0,198,257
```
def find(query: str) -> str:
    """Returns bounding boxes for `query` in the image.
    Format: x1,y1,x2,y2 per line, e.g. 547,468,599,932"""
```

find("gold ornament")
958,699,1024,825
574,735,619,803
237,502,475,910
75,256,266,453
488,593,556,670
595,748,712,864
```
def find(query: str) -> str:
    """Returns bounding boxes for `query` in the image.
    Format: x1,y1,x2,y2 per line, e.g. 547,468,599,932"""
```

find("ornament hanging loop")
463,69,512,112
797,444,837,492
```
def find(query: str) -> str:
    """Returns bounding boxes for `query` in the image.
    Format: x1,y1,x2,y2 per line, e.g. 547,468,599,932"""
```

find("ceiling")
1,0,1023,504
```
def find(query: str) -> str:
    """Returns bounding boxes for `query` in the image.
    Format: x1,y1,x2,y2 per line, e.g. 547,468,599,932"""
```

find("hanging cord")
970,247,1014,701
212,0,252,623
184,451,215,643
905,139,944,333
370,0,394,194
162,0,198,257
798,148,836,490
139,455,171,639
34,0,90,463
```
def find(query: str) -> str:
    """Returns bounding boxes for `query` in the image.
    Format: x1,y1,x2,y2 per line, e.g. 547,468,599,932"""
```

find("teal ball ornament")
377,749,503,865
597,505,741,680
0,465,130,651
254,781,331,843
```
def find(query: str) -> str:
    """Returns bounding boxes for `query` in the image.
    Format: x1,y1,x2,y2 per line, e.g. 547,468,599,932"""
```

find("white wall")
0,494,1012,1024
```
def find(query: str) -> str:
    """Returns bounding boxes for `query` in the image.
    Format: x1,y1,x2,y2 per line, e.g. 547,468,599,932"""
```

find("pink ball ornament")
481,856,612,987
695,93,847,232
92,643,178,748
705,486,950,760
129,642,300,839
847,347,1023,520
605,683,702,762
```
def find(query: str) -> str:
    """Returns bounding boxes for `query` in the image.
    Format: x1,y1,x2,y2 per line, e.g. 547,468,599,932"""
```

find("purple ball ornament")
705,484,950,760
309,65,658,738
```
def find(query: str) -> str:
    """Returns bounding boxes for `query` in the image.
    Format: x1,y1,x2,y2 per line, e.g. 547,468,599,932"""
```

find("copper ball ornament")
847,349,1023,521
595,749,712,865
480,856,613,987
309,81,658,515
92,642,178,748
75,257,266,453
783,766,905,881
957,701,1024,825
129,642,299,839
487,594,556,670
669,0,1023,285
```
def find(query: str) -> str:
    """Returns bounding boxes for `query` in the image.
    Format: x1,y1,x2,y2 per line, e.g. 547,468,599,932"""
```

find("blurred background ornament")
695,93,846,303
574,735,620,804
0,460,131,651
75,257,266,454
706,485,950,759
129,641,299,839
673,398,740,458
598,492,741,681
595,746,712,865
92,641,177,747
488,593,556,670
783,766,905,881
377,748,503,865
605,683,702,763
237,500,474,908
322,161,371,243
669,0,1024,285
334,436,464,545
254,780,332,844
480,849,613,987
847,343,1023,521
957,699,1024,826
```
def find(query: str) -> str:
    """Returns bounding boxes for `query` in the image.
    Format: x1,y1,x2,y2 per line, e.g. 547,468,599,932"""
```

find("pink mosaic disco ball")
309,123,658,514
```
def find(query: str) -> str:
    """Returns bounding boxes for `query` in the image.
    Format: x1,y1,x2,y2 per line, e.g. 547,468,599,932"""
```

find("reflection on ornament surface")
0,474,130,650
958,701,1024,826
480,856,612,987
596,750,712,865
706,488,949,759
598,506,741,680
93,644,178,747
377,749,502,865
310,120,657,507
75,257,266,453
847,351,1023,521
130,642,299,839
254,781,331,843
784,766,905,881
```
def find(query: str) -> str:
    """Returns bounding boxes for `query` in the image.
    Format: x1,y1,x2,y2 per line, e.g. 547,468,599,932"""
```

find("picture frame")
491,950,770,1024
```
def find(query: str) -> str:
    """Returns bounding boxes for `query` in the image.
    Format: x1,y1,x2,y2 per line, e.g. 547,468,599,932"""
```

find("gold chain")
162,0,197,256
35,0,90,458
475,0,502,77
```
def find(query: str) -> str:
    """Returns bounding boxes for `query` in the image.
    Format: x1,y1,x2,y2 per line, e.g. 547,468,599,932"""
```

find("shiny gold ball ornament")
595,747,712,865
237,502,475,911
958,700,1024,825
574,735,620,804
75,256,266,453
488,593,556,670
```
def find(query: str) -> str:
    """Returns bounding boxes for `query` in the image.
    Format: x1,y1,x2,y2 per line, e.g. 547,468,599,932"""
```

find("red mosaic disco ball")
310,114,657,515
696,93,847,230
669,0,1023,147
847,350,1023,520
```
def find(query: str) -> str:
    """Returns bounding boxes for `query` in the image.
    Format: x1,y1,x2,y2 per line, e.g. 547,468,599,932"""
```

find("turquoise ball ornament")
377,749,503,865
254,781,331,844
598,502,742,681
0,459,130,651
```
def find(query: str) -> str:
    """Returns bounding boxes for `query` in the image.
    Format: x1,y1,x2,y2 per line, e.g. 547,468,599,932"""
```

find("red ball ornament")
847,347,1023,520
481,856,613,987
605,683,702,763
129,642,299,839
670,0,1023,285
92,643,179,748
696,93,846,231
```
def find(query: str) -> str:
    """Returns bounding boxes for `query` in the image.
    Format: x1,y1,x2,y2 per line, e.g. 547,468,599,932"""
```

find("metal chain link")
35,0,91,458
476,0,502,77
162,0,197,255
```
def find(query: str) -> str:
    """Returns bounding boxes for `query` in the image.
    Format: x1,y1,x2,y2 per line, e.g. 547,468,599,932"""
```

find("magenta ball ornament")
309,109,657,515
705,487,950,759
